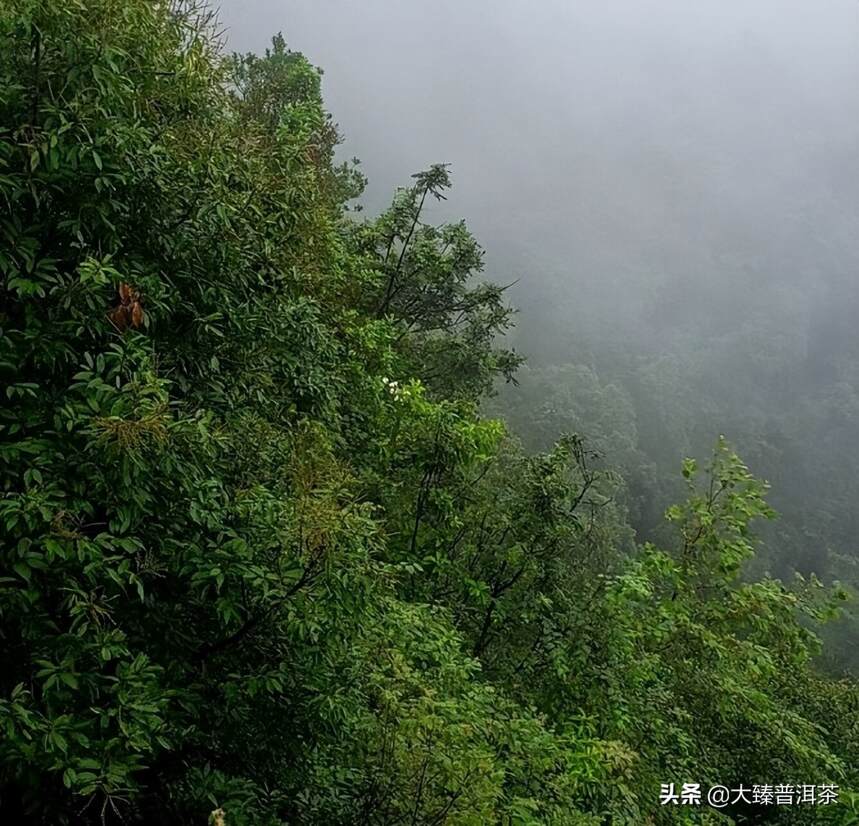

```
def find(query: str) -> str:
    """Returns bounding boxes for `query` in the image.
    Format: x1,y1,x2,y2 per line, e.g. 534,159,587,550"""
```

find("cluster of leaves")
496,322,859,675
1,1,857,824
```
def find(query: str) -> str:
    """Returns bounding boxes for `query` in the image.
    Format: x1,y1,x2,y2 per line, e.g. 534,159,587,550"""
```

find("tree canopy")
1,2,857,824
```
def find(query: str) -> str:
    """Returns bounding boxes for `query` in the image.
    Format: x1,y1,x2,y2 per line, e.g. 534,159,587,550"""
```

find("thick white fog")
216,0,858,355
215,1,859,594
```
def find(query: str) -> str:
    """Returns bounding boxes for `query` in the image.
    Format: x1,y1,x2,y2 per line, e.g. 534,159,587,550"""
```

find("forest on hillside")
1,1,858,824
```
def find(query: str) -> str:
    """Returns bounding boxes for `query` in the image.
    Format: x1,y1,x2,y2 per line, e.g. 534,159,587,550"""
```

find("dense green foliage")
1,2,857,824
495,325,859,676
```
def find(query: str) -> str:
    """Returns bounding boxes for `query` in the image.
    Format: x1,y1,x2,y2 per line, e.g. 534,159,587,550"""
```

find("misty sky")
216,0,859,358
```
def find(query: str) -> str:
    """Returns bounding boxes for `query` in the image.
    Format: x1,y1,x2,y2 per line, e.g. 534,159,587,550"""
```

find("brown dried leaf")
109,305,129,331
131,302,144,329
